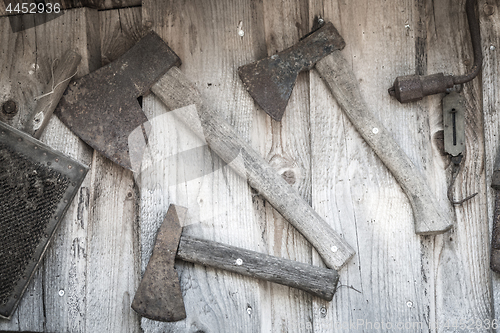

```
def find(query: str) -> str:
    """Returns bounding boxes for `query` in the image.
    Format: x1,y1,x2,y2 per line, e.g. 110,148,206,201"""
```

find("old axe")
131,204,339,322
55,32,354,270
238,21,453,235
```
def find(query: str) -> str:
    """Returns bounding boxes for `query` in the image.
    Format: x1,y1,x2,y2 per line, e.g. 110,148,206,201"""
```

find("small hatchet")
55,31,355,270
131,204,338,322
238,21,453,235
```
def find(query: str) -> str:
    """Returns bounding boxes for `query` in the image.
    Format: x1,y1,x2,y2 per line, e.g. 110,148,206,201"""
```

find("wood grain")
479,0,500,325
0,8,98,332
24,49,81,138
427,0,491,329
308,0,443,331
0,0,141,17
177,234,339,301
0,0,498,331
99,6,143,66
309,0,491,331
257,1,318,331
316,51,453,235
0,7,141,332
141,1,265,331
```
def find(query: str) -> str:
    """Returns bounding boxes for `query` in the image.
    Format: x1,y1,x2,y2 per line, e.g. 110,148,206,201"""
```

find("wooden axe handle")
151,67,355,270
316,51,453,235
178,235,338,300
24,50,81,138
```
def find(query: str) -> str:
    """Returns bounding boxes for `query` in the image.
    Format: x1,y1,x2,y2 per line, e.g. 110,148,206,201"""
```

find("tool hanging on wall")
54,31,355,270
442,91,477,204
132,204,339,322
238,20,453,235
388,0,482,103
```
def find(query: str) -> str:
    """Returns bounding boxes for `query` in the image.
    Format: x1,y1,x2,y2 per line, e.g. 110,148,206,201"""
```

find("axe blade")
54,32,181,170
238,22,345,121
132,204,188,322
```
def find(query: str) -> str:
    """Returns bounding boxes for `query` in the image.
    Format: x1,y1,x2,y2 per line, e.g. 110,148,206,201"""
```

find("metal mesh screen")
0,142,69,305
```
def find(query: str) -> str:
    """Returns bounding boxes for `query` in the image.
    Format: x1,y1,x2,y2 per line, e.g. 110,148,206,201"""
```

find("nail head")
2,100,17,115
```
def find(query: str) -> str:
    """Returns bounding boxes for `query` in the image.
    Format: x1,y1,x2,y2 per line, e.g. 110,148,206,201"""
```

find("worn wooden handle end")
178,235,339,301
24,49,81,138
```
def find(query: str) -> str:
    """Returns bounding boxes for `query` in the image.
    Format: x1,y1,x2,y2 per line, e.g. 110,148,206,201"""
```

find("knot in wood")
281,169,296,185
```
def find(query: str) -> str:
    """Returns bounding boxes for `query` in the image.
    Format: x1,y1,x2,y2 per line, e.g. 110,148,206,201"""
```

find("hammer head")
132,204,187,322
54,32,181,170
238,22,345,121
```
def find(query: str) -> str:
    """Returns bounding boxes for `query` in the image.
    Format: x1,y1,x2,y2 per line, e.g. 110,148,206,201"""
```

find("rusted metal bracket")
443,92,466,157
443,92,477,205
389,0,482,103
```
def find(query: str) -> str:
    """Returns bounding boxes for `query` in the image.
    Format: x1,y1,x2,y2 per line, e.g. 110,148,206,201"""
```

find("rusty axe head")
131,204,187,322
238,22,345,121
54,32,181,170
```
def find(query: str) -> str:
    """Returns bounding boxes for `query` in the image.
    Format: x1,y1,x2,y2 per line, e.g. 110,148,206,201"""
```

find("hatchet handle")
24,50,81,139
316,51,453,235
151,67,355,270
177,234,338,300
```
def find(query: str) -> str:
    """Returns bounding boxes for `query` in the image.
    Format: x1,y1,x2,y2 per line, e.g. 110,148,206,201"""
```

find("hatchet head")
238,22,345,121
132,204,187,322
54,32,181,170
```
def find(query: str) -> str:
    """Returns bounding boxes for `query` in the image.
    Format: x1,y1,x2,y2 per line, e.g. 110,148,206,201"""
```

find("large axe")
55,32,354,271
238,21,453,235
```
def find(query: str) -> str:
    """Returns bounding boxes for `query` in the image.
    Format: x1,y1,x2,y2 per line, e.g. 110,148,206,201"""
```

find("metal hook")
447,155,478,205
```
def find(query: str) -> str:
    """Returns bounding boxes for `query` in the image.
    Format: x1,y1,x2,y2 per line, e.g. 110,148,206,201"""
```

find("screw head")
2,100,17,115
320,306,327,317
484,4,495,16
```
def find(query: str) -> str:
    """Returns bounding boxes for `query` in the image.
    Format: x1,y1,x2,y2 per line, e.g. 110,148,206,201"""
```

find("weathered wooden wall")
0,0,499,332
0,7,141,332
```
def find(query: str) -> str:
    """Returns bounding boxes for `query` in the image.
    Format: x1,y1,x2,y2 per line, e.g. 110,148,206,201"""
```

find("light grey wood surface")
1,0,499,332
0,7,140,333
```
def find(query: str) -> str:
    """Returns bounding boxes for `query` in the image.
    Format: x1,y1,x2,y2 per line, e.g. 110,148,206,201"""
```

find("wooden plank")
0,8,98,332
0,7,142,332
308,0,442,331
257,1,316,332
0,1,141,17
426,0,491,329
479,0,500,324
309,0,491,330
99,6,142,65
140,0,275,331
86,7,142,333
